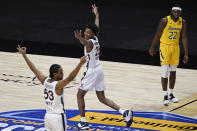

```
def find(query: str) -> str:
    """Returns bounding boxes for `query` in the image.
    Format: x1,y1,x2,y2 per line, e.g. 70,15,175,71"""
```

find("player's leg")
160,44,171,106
95,66,133,127
77,88,89,129
96,91,133,127
168,45,180,103
96,91,120,110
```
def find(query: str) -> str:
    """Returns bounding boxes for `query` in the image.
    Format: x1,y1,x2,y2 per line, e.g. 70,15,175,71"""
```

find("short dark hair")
49,64,61,79
85,23,99,36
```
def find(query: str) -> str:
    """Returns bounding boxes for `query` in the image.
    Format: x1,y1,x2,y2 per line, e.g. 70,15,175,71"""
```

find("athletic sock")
119,108,126,115
81,117,87,122
163,91,168,96
169,89,173,94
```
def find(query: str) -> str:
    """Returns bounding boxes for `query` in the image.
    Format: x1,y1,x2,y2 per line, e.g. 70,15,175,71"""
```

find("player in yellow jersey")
149,5,189,106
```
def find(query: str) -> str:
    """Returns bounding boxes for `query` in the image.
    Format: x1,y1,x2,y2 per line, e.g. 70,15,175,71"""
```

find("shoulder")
89,37,98,44
43,77,49,85
160,16,167,24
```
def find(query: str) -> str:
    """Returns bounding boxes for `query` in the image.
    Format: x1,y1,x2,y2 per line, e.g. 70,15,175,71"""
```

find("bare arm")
149,17,167,56
182,19,189,64
17,45,47,84
55,56,86,95
92,4,99,28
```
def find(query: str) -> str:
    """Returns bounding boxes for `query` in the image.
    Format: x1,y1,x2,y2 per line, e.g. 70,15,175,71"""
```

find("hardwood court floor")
0,51,197,118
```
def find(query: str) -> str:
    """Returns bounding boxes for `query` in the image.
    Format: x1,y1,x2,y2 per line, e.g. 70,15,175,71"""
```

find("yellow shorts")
160,44,180,66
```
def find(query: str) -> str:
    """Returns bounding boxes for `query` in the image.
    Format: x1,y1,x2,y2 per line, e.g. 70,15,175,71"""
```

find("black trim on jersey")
61,113,66,131
81,61,89,81
61,96,65,113
81,55,90,81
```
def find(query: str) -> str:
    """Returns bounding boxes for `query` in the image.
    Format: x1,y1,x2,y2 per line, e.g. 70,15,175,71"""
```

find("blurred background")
0,0,196,69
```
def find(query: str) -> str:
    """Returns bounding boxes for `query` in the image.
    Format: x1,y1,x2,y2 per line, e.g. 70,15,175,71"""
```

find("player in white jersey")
74,4,133,129
17,45,86,131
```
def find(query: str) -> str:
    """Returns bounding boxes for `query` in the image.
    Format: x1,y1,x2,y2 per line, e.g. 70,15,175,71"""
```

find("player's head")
84,23,99,39
49,64,63,80
171,4,182,19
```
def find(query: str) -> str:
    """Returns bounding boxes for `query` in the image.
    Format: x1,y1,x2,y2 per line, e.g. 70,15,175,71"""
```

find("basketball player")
149,5,189,106
73,4,133,129
17,45,86,131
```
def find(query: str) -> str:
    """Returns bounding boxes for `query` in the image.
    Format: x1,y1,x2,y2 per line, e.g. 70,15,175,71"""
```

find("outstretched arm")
55,56,86,95
149,17,167,56
17,45,47,84
92,4,99,28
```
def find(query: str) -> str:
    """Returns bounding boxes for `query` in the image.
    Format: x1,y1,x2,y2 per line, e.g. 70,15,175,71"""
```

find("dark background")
0,0,197,69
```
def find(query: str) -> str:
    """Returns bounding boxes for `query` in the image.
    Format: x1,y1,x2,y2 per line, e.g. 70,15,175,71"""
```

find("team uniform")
44,77,66,131
79,36,106,91
160,15,183,66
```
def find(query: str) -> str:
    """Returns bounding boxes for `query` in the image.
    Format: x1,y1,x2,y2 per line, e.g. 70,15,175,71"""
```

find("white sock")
81,117,87,122
163,91,168,96
119,108,125,115
169,89,173,94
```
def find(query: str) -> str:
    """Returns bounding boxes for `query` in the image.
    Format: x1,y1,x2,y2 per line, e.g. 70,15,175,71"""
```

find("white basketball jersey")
44,78,65,114
84,36,100,68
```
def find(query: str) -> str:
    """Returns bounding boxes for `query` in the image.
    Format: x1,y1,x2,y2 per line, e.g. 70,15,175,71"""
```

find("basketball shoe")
163,95,169,106
169,93,178,103
123,110,133,127
77,121,89,130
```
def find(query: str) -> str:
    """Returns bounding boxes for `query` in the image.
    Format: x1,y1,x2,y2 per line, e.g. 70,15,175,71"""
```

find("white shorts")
44,113,67,131
79,65,106,91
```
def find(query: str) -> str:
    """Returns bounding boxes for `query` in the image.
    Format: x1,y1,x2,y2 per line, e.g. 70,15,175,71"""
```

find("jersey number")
44,89,54,101
168,32,177,39
95,46,100,57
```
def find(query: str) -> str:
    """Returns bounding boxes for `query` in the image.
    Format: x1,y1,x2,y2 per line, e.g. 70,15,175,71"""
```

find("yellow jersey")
160,15,182,45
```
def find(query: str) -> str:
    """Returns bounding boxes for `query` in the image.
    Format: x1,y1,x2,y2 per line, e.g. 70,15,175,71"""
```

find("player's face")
171,10,181,19
55,68,63,80
84,28,94,39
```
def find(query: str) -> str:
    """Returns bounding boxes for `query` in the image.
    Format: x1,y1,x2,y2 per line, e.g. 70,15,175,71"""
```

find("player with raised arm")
17,45,86,131
74,4,133,129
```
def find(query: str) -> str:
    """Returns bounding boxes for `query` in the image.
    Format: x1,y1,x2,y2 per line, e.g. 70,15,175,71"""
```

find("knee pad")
170,65,177,72
161,65,169,78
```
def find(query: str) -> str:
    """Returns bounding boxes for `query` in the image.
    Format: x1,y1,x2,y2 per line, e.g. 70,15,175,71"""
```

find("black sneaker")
163,95,169,106
169,93,178,103
77,121,89,130
123,110,133,127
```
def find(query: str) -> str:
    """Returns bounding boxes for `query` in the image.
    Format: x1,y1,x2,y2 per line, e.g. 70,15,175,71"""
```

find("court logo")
0,109,197,131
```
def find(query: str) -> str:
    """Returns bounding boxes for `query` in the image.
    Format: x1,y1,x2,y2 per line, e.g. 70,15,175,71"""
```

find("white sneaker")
169,93,178,103
163,95,169,106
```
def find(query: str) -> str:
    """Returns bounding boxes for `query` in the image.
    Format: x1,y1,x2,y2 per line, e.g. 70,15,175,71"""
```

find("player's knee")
97,95,106,103
77,90,86,98
161,65,169,78
169,65,177,72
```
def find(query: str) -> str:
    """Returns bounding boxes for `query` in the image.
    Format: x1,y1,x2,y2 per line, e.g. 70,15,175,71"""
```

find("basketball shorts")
79,65,106,91
160,44,180,66
44,113,67,131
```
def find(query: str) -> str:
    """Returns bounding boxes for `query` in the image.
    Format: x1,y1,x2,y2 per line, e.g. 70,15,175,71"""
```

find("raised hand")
17,45,27,56
92,4,99,16
74,30,82,39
